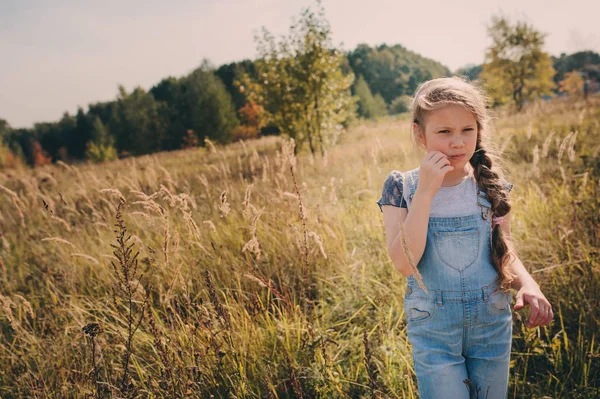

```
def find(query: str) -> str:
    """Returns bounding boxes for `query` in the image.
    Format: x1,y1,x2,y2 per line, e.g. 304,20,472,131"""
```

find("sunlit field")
0,96,599,398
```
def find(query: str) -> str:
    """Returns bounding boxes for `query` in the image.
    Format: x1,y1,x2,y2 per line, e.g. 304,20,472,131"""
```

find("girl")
375,77,552,399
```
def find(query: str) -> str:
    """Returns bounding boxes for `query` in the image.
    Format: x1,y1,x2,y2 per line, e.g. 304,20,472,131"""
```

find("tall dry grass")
0,96,598,398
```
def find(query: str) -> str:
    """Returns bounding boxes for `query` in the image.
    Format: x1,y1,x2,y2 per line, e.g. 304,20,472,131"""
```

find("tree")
454,64,483,81
0,119,9,140
0,119,19,169
553,51,600,86
32,141,51,166
239,2,356,155
347,43,450,103
151,64,240,150
290,5,357,154
67,108,95,159
182,63,239,146
182,129,199,148
85,116,117,163
111,85,168,156
214,60,257,110
35,112,75,162
0,143,18,169
237,32,304,149
389,95,411,115
231,101,267,141
481,16,556,111
150,77,188,150
558,71,585,98
353,75,387,119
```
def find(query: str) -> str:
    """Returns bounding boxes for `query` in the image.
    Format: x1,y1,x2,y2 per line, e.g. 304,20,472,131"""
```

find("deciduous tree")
239,2,356,155
481,17,556,111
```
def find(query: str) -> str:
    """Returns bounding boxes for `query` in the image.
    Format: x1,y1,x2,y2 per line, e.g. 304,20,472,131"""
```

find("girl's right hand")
417,151,454,198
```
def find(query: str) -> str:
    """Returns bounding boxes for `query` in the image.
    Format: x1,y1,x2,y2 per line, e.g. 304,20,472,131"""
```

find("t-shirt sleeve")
375,171,407,213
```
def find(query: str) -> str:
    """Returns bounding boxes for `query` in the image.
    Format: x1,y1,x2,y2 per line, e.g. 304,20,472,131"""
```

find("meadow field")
0,97,599,398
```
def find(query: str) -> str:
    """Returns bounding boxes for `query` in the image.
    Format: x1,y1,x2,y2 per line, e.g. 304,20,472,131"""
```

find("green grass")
0,96,598,398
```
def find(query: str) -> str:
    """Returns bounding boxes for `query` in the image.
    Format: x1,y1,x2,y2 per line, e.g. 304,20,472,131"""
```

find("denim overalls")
402,168,513,399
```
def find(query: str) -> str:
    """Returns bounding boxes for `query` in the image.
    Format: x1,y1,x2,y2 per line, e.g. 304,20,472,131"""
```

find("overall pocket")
489,288,511,313
433,228,480,271
404,286,437,324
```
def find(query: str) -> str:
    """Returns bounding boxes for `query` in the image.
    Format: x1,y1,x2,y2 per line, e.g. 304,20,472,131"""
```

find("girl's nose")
451,139,464,148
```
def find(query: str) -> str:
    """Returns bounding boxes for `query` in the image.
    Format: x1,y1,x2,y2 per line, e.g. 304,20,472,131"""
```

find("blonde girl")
376,77,552,399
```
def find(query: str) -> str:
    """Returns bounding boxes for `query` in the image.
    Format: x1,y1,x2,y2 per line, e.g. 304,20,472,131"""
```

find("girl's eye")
438,130,450,133
464,128,474,132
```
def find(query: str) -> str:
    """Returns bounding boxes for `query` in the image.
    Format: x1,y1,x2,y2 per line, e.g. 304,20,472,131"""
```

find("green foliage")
0,119,14,168
240,2,356,155
5,60,241,165
389,95,411,115
454,64,483,81
84,141,118,163
347,43,451,104
6,11,598,169
89,116,110,148
34,112,76,161
215,60,257,111
0,119,9,140
559,71,585,98
2,128,32,166
110,86,168,156
181,62,240,146
453,51,600,92
149,77,189,150
67,108,95,160
84,117,117,163
552,51,600,86
354,75,387,119
0,143,18,169
150,64,240,150
481,16,556,111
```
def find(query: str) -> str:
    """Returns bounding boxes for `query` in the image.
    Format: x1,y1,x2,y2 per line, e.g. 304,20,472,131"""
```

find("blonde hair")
410,77,516,291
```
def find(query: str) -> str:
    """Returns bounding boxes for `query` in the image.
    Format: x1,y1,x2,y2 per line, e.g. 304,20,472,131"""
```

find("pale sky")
1,0,599,128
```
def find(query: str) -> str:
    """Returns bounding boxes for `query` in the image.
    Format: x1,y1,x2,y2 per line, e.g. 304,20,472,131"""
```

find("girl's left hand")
514,282,553,328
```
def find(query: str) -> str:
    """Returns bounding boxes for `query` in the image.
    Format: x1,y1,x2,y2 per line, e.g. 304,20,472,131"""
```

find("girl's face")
414,103,478,170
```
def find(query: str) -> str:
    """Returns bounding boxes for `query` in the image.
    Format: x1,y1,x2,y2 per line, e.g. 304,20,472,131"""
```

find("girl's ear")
413,123,426,148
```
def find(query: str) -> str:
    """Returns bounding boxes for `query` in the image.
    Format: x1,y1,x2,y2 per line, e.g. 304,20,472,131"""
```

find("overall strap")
476,184,493,220
476,180,513,220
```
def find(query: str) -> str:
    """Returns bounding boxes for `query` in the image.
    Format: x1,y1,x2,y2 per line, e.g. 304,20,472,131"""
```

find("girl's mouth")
448,154,465,160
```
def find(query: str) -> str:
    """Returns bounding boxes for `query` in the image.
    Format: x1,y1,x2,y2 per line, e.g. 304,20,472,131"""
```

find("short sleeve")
375,171,407,213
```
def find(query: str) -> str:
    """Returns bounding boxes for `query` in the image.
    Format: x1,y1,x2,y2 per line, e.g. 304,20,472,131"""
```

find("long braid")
470,141,516,291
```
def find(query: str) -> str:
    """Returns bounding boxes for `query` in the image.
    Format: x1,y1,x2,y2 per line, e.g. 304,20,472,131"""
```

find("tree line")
1,7,599,169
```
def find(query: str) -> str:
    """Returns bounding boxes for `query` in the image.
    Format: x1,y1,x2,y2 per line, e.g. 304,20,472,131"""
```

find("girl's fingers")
541,307,551,327
440,165,454,173
540,301,552,326
426,151,441,162
434,154,450,165
544,304,554,326
536,306,549,327
535,308,547,327
435,157,451,168
529,299,553,327
429,152,445,164
527,298,540,327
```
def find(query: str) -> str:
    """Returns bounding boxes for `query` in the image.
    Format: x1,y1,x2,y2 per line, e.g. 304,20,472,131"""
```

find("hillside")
347,43,452,103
